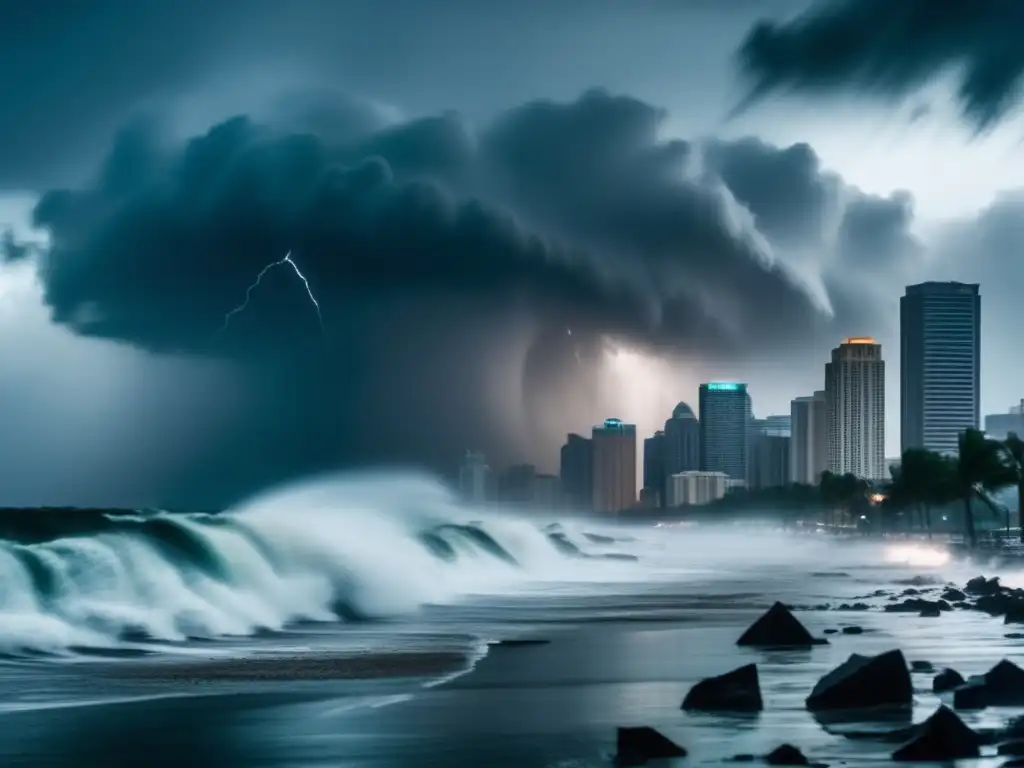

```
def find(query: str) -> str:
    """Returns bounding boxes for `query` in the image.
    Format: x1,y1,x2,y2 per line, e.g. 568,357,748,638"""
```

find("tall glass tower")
900,282,980,455
698,382,751,482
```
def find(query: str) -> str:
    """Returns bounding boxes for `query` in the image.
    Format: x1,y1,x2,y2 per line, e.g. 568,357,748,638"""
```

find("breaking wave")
0,471,637,655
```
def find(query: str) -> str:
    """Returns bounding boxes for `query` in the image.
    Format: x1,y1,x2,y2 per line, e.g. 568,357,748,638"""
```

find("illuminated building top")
705,382,745,392
843,337,877,345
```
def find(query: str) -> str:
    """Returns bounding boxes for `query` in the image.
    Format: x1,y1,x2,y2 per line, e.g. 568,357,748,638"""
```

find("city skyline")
4,1,1024,506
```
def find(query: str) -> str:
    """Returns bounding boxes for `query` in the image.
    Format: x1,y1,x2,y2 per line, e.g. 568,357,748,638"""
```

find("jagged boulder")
682,663,763,712
942,588,967,602
765,744,810,766
737,602,826,648
892,706,980,761
998,740,1024,756
616,726,686,766
933,668,966,693
965,575,1001,595
806,649,912,711
954,659,1024,709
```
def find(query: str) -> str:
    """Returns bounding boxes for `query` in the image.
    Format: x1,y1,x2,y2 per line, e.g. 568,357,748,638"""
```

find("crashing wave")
0,472,635,655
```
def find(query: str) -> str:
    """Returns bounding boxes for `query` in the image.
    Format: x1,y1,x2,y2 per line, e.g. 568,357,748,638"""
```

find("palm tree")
889,448,951,540
1004,432,1024,541
954,429,1018,548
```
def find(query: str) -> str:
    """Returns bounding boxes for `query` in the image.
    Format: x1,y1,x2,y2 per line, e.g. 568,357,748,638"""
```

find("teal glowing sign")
604,418,623,428
707,382,743,391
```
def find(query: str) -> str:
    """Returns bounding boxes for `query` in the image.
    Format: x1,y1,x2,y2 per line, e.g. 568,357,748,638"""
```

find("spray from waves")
0,471,638,655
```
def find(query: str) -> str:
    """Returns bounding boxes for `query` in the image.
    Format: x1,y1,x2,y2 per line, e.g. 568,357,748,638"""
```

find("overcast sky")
3,0,1024,505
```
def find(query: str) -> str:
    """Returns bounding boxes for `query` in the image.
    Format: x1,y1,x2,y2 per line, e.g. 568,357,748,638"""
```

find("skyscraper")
826,338,886,480
900,282,981,455
790,391,827,484
591,418,637,513
642,430,666,506
699,382,751,482
559,433,593,510
754,434,791,489
663,402,700,477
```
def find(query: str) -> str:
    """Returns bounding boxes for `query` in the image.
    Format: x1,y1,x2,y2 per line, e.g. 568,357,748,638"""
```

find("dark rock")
999,740,1024,756
737,602,826,648
616,726,687,766
1005,759,1024,768
953,660,1024,710
910,660,934,672
902,588,920,596
966,576,1001,595
682,663,763,712
933,668,966,693
983,660,1024,705
953,681,988,710
765,744,810,766
953,601,971,609
841,626,863,635
729,755,756,762
824,629,838,635
975,593,1012,615
837,603,869,611
942,588,967,602
582,532,616,544
1005,604,1024,624
1007,633,1024,639
884,598,949,614
806,649,912,711
920,605,941,618
892,705,980,761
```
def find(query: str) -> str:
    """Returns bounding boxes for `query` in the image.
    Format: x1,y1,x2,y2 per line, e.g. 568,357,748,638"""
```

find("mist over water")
0,470,978,657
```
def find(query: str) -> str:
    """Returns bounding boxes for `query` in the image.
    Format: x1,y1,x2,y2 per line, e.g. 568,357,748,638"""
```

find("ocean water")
0,471,1020,767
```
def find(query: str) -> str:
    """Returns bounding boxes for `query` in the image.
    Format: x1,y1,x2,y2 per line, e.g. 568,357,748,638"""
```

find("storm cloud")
735,0,1024,131
12,87,922,504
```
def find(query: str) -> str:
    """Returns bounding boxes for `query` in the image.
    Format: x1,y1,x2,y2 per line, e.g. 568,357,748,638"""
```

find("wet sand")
102,650,469,683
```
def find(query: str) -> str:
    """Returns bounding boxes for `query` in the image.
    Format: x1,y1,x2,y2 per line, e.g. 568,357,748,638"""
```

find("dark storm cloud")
735,0,1024,130
703,137,839,251
837,192,922,269
33,89,840,362
20,88,909,503
703,135,921,272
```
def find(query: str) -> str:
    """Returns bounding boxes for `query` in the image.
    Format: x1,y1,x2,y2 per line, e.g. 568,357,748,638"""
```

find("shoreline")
99,649,475,684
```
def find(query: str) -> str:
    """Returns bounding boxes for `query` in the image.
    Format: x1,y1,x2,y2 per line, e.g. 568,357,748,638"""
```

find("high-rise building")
458,451,490,503
591,418,637,513
790,391,827,484
663,402,700,477
754,435,791,489
699,382,751,482
642,430,666,506
667,471,729,506
826,338,886,480
985,401,1024,440
559,433,593,510
764,415,791,437
901,282,981,455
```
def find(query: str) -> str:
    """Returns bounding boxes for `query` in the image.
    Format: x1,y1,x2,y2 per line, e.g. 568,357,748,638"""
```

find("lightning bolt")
217,251,324,337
